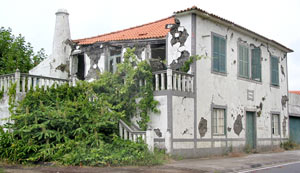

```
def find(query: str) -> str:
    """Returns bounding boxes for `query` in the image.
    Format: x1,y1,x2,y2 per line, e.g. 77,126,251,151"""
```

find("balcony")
153,69,194,94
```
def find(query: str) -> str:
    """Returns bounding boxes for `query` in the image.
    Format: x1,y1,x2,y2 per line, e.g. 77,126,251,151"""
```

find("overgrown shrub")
0,48,163,166
280,140,296,150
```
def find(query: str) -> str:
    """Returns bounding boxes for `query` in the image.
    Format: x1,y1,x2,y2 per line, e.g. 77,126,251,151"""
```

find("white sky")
1,0,299,90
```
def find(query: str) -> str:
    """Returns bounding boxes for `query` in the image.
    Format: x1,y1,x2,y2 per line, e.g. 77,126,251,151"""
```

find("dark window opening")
116,56,121,64
151,44,165,61
109,59,114,73
77,54,85,80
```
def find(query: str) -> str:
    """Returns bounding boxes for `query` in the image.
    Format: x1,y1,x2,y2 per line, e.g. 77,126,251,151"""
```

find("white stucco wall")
172,96,194,139
191,15,289,147
289,93,300,116
149,96,168,138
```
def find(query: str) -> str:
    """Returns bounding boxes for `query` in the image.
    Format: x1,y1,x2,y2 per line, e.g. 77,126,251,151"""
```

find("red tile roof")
289,91,300,95
175,6,293,53
74,17,175,45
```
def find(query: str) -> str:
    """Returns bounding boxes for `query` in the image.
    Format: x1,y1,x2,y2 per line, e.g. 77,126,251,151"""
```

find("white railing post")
39,78,43,89
178,74,182,91
7,76,11,89
167,69,173,90
4,77,7,92
15,69,20,94
124,129,128,140
119,123,123,139
161,72,165,90
155,74,159,91
173,73,177,90
33,77,37,91
22,76,26,92
165,129,172,154
129,132,132,141
146,128,154,152
187,76,190,92
182,75,186,92
27,76,32,91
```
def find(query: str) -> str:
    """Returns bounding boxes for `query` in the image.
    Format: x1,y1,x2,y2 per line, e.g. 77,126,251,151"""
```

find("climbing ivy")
180,55,205,73
0,48,163,165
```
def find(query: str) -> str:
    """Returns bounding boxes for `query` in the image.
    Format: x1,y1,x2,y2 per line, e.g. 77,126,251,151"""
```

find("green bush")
0,48,163,166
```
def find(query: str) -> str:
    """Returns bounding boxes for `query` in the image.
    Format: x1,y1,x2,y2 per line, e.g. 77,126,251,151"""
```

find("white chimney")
53,9,71,64
29,9,71,79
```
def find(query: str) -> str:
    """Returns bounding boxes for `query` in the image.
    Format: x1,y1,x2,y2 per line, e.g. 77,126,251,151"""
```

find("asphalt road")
238,161,300,173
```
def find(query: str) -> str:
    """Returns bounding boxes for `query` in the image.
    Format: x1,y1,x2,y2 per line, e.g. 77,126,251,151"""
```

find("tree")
0,27,45,75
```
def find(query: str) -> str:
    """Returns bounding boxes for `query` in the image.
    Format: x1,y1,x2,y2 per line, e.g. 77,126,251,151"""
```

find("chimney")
52,9,71,63
51,9,71,78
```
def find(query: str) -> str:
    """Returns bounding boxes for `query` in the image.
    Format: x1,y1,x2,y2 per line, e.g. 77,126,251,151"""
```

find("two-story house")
0,6,293,157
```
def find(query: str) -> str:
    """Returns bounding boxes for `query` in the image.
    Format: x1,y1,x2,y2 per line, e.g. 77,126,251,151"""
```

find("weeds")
280,140,297,150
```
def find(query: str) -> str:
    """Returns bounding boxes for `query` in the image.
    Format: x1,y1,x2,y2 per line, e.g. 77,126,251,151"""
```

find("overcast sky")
1,0,299,90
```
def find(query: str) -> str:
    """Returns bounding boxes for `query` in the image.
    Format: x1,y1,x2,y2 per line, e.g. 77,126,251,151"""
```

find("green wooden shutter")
271,56,279,85
239,45,249,78
219,38,226,73
251,48,261,81
213,35,220,71
213,35,226,73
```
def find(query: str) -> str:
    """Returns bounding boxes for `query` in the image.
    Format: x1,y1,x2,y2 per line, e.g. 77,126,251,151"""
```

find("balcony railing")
153,69,194,93
0,69,74,94
119,119,146,142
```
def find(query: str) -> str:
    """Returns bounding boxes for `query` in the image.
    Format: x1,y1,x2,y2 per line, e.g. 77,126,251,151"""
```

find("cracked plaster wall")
172,96,194,139
193,14,289,146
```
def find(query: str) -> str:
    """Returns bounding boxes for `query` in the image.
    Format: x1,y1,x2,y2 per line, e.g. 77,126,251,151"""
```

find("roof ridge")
175,6,293,53
74,16,174,42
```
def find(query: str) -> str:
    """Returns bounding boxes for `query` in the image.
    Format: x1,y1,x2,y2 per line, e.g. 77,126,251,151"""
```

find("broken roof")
289,91,300,95
74,6,292,53
73,17,175,45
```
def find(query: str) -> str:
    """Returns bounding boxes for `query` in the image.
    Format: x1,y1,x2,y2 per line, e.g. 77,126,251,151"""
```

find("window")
271,114,280,135
212,108,226,135
238,44,262,81
238,44,249,78
251,48,261,81
212,34,226,73
116,56,121,64
271,56,279,86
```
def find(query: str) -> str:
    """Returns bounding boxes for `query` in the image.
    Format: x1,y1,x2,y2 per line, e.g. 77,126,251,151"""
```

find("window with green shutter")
212,34,226,73
238,44,249,78
251,48,261,81
271,56,279,86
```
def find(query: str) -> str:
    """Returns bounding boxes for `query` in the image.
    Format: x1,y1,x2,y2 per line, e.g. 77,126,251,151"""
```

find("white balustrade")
153,69,194,93
0,71,70,96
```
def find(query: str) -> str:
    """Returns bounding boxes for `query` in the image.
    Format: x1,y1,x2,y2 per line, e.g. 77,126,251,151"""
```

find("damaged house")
0,6,293,157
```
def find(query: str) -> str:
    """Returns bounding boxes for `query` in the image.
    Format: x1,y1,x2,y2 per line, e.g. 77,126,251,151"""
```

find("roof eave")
176,10,293,53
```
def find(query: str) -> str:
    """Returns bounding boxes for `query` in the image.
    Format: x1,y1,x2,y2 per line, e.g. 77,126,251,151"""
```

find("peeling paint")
198,117,207,137
281,95,289,109
233,114,243,136
170,18,189,47
281,65,285,77
154,128,162,137
282,116,288,137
